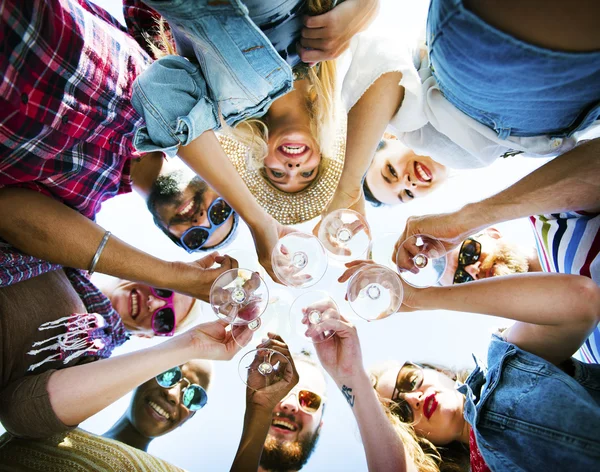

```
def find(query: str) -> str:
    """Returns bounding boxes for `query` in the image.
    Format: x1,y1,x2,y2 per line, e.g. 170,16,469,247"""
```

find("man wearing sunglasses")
103,360,212,450
439,227,541,286
258,351,328,472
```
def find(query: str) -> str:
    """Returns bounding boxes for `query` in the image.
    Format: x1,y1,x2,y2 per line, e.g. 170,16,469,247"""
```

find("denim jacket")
131,0,293,157
459,335,600,472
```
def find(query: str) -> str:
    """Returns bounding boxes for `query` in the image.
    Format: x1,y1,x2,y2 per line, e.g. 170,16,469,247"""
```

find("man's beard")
147,171,206,221
259,428,321,472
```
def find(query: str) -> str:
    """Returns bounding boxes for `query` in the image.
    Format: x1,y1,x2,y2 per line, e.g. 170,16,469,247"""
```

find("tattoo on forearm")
341,385,355,408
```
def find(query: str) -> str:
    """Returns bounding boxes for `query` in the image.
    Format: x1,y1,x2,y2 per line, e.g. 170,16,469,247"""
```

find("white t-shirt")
340,4,600,169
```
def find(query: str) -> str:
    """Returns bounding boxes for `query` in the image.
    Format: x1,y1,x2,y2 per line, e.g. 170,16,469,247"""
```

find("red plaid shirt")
0,0,155,286
0,0,152,220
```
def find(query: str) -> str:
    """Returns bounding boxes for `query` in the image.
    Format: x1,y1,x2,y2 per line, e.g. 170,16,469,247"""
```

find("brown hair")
370,361,472,472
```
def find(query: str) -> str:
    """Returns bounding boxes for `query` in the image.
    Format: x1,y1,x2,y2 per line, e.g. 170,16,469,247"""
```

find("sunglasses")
179,198,233,253
390,362,424,424
452,237,482,284
282,388,325,415
150,287,178,336
155,366,208,411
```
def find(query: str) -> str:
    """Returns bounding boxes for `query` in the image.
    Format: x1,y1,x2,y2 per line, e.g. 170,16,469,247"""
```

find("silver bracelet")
88,231,111,276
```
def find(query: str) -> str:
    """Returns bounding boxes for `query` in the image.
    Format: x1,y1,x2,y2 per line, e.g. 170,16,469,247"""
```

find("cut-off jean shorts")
427,0,600,140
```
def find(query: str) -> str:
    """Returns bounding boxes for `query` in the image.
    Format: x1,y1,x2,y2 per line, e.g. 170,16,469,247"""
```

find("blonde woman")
126,0,378,278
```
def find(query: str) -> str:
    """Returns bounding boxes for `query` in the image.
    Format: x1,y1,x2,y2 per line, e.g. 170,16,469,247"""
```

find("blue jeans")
131,0,293,157
427,0,600,139
461,335,600,471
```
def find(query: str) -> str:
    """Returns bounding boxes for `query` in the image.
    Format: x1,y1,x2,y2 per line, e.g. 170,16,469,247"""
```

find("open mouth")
271,417,298,433
423,393,438,420
130,289,141,320
278,143,309,158
414,161,432,183
175,198,197,220
147,400,171,422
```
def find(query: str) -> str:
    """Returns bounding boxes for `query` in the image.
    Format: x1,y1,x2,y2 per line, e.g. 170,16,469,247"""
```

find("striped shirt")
530,211,600,363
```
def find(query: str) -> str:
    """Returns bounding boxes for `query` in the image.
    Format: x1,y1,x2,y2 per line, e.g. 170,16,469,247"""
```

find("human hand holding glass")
289,292,341,343
317,209,371,260
271,233,328,288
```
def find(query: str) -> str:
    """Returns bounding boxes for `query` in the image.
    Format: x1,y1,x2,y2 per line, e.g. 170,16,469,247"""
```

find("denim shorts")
461,335,600,471
427,0,600,139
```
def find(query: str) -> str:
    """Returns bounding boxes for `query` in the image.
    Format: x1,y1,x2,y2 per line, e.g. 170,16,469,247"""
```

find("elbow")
573,276,600,327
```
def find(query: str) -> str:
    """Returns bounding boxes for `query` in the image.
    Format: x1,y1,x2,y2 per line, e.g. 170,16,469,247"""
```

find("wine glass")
289,291,341,343
346,263,403,321
395,234,447,287
231,289,293,347
238,347,292,391
317,209,371,261
209,268,269,326
271,233,328,288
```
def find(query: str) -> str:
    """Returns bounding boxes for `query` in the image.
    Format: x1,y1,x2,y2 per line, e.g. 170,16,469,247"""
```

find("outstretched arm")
393,138,600,266
0,187,237,301
312,314,417,472
315,71,404,232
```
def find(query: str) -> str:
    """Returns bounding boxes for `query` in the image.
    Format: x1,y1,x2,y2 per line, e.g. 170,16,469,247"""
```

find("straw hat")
219,128,346,226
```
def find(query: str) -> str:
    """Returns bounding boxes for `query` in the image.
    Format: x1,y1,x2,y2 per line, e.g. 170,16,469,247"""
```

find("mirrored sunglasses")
453,238,482,284
155,366,208,411
180,198,233,252
284,389,324,415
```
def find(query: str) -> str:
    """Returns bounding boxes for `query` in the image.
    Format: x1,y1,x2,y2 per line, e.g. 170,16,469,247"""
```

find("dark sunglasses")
390,362,424,424
179,198,233,253
150,287,177,336
283,388,325,415
452,237,482,284
155,366,208,411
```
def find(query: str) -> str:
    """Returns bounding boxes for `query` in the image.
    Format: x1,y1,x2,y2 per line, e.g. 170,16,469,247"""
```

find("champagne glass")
209,268,269,326
271,233,328,288
231,289,293,347
396,234,447,287
238,347,292,391
289,291,341,343
318,209,371,261
346,263,403,321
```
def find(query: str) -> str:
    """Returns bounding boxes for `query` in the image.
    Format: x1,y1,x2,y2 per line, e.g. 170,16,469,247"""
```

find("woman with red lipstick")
339,261,600,471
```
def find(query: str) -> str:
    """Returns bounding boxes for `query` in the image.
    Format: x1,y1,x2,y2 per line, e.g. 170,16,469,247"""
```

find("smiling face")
365,139,448,204
148,163,235,249
260,360,327,471
108,280,195,336
440,229,530,286
375,365,466,445
129,360,212,438
262,80,321,193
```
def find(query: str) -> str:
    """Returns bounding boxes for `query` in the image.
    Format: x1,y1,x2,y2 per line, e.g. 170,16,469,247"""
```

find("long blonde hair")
146,2,339,171
370,361,471,472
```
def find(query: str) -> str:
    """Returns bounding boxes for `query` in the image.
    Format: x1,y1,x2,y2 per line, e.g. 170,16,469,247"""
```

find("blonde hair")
146,3,339,173
370,361,471,472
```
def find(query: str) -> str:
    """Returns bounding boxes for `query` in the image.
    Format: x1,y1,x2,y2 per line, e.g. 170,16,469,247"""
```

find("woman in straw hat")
126,0,378,279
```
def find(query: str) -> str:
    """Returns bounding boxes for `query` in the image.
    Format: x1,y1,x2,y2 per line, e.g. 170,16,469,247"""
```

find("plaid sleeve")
76,0,126,31
122,0,168,57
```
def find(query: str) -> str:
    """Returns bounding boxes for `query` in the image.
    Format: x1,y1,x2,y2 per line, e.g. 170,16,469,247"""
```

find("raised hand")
245,334,299,412
172,252,239,302
188,319,252,361
250,216,298,284
299,0,380,64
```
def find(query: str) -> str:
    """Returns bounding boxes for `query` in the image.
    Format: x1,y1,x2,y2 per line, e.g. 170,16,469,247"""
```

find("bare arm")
409,273,600,364
48,321,246,427
319,71,404,221
394,138,600,263
0,187,236,301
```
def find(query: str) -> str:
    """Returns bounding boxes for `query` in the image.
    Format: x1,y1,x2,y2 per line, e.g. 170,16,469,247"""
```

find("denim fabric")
131,0,293,157
460,335,600,471
427,0,600,139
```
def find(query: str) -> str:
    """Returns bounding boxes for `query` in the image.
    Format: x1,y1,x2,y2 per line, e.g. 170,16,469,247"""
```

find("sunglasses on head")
282,388,324,415
150,287,177,336
179,198,233,253
452,237,482,284
390,362,424,424
155,366,208,411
